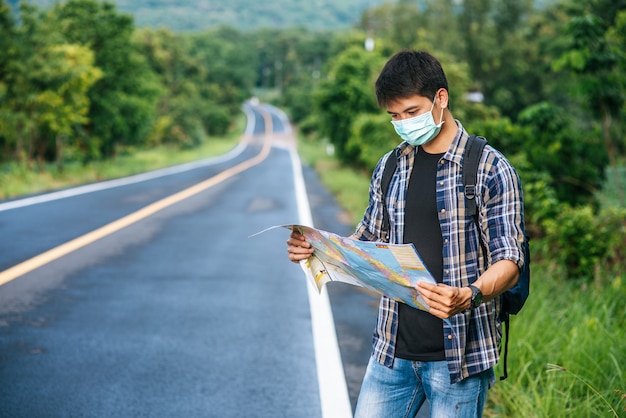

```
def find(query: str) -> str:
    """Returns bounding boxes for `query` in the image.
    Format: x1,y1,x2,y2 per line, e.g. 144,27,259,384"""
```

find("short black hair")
375,50,449,108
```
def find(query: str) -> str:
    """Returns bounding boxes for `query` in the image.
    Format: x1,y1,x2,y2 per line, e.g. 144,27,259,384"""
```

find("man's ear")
436,88,449,108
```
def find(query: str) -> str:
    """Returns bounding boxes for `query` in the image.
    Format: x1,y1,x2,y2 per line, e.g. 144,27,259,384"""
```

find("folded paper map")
252,224,437,312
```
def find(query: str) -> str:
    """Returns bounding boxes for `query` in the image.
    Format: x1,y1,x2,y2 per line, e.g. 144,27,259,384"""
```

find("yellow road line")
0,110,273,287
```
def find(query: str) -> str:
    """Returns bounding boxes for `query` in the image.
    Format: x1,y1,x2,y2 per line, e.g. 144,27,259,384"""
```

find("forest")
1,0,625,415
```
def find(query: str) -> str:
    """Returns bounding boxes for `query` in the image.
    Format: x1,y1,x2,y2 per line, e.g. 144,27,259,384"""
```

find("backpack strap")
380,151,398,243
462,134,512,381
463,134,487,218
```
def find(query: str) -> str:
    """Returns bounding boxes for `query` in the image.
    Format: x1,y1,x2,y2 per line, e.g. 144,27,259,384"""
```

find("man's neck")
421,110,457,154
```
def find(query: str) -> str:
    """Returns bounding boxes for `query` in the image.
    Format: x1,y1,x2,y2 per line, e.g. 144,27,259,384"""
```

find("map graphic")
253,224,438,312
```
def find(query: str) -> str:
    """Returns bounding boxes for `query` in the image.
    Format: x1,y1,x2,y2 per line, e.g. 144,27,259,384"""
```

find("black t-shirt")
395,147,446,362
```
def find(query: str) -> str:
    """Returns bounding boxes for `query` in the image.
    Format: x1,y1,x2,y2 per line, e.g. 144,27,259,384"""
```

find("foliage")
553,0,626,206
313,45,384,160
518,102,608,207
0,0,256,169
270,28,337,123
487,268,626,417
0,120,243,199
346,113,399,170
541,205,626,280
52,0,161,159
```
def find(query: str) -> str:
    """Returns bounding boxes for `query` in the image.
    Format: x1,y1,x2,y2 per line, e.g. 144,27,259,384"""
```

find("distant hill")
15,0,387,32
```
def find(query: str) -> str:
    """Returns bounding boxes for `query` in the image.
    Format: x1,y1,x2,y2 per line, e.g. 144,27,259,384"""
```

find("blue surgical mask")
391,96,444,146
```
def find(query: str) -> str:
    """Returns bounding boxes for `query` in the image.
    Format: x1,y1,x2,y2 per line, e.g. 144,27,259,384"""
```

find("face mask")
391,96,444,146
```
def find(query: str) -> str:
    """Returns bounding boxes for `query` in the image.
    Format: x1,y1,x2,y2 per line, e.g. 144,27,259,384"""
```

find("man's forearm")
473,259,520,302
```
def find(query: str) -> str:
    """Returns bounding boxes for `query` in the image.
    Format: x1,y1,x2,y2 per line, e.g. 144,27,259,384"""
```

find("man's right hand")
286,229,314,263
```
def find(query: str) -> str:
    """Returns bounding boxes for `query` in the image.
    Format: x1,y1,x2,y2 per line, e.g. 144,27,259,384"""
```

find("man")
287,50,526,417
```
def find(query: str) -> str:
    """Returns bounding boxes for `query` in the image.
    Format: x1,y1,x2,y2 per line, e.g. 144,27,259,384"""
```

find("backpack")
380,134,530,380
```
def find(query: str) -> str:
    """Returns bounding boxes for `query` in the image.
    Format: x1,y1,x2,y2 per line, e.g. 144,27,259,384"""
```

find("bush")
464,115,531,159
345,113,399,171
543,205,626,281
518,102,608,207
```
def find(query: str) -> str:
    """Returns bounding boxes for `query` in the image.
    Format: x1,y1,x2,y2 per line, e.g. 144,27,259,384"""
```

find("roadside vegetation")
0,129,241,199
2,0,626,415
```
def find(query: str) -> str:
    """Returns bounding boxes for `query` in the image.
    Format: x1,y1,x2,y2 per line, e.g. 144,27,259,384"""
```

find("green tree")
314,46,384,161
134,28,203,147
35,44,102,167
457,0,546,119
554,0,626,206
52,0,160,159
269,28,336,123
518,102,607,207
345,113,399,170
1,1,59,165
0,0,15,161
188,26,256,116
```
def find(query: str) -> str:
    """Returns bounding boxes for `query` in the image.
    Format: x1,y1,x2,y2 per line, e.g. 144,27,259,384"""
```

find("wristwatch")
468,285,483,309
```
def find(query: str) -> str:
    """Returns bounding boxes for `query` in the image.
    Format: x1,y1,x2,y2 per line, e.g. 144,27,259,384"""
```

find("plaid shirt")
354,122,525,384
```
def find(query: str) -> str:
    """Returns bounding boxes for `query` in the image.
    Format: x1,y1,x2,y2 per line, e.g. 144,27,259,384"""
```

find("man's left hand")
417,282,472,319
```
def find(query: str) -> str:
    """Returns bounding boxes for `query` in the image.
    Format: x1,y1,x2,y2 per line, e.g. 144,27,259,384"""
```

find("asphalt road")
0,103,427,417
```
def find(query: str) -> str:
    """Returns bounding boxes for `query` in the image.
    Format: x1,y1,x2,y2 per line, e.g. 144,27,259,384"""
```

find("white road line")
289,148,353,418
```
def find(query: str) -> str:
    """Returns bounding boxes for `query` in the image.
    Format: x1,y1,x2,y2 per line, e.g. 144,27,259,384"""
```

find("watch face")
471,285,482,308
474,291,483,307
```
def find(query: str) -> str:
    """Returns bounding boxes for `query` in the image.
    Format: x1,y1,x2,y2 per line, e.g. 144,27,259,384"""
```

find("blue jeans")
355,357,493,418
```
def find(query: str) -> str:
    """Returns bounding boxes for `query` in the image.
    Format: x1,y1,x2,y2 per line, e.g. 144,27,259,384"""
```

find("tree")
52,0,160,159
35,44,102,167
1,1,57,165
554,0,626,206
0,0,15,161
313,45,384,160
518,102,607,207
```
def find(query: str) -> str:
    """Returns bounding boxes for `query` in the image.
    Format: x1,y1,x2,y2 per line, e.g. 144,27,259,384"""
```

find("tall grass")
488,272,626,417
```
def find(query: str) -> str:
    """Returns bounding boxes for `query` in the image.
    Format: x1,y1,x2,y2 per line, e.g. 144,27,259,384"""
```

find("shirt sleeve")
480,150,526,270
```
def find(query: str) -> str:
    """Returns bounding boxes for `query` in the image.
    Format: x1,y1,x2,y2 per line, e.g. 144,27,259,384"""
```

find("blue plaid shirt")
354,122,526,384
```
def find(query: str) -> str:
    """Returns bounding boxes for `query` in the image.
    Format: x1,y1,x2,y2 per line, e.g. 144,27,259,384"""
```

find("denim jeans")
354,357,493,418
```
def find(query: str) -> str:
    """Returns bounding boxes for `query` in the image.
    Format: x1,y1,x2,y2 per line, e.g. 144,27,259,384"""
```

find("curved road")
0,103,383,417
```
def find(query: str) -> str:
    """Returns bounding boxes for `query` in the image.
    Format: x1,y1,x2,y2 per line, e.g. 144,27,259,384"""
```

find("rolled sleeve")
481,151,525,269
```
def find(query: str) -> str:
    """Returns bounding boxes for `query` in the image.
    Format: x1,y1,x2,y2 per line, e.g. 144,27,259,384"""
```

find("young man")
287,50,526,417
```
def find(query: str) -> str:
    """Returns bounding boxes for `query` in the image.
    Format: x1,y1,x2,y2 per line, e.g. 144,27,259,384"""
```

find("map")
253,224,438,312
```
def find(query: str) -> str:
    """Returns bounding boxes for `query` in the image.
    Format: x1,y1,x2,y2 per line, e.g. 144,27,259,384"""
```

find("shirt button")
445,270,449,275
448,335,453,340
439,181,444,186
440,209,446,214
444,239,448,243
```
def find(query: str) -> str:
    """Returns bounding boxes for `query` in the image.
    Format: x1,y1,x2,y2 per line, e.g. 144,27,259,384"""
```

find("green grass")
487,274,626,417
296,135,626,417
0,117,244,200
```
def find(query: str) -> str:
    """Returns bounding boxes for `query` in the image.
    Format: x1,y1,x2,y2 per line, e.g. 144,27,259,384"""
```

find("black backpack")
380,135,530,380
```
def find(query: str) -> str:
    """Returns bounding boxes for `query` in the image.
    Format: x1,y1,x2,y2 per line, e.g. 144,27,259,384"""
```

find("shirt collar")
443,120,469,167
